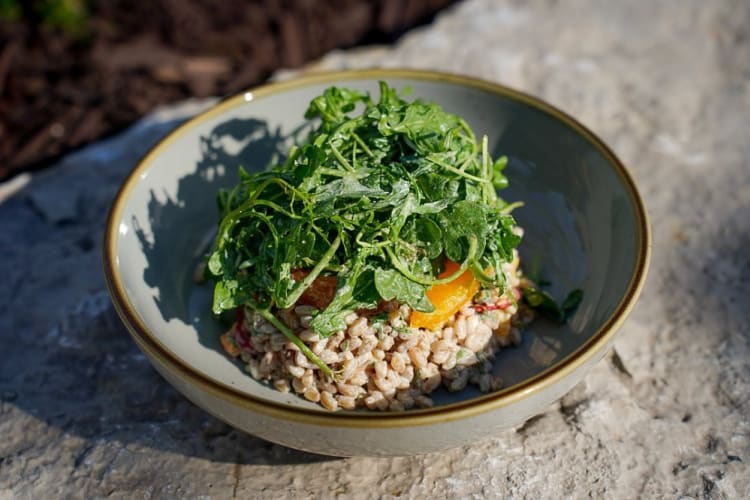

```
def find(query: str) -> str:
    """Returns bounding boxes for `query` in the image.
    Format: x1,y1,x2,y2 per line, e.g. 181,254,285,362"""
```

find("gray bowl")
104,69,650,456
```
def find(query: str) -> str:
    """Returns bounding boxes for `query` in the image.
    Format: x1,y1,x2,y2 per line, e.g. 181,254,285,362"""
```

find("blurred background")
0,0,456,180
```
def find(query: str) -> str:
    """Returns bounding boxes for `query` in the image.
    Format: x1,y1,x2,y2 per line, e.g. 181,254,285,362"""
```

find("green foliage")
521,285,583,323
1,0,88,36
0,0,21,21
207,82,520,341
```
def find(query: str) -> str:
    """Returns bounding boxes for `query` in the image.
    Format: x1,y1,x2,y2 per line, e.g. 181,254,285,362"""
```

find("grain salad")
205,83,580,411
218,251,535,410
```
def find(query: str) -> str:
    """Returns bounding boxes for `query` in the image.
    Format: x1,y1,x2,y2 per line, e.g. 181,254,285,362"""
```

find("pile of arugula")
207,82,523,376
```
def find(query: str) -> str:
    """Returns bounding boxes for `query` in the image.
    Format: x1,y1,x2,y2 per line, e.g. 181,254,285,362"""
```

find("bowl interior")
110,73,642,412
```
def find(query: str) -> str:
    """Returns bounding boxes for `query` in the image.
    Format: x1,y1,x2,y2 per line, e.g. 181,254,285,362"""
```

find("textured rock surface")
2,0,749,497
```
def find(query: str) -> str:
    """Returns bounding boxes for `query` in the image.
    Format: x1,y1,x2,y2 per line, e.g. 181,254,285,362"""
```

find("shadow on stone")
0,115,335,466
6,291,334,465
123,117,336,463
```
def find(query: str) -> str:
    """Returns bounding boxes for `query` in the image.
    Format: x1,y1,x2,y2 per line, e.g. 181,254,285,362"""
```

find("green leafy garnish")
207,82,522,376
521,284,583,324
374,269,434,313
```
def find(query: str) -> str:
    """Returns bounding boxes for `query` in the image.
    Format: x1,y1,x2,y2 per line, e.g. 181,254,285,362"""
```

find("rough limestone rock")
1,0,749,497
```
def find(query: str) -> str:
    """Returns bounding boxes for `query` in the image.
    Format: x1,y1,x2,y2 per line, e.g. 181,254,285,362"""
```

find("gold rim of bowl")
103,68,651,428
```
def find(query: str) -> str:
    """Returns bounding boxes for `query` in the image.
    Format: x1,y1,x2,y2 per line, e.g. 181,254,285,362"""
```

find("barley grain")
337,395,356,410
303,387,320,403
320,390,338,411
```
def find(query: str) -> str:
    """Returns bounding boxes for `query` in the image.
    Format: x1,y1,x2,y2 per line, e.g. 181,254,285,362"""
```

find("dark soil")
0,0,457,180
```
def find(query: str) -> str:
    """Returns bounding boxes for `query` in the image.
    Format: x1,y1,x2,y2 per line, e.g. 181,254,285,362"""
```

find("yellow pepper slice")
409,260,480,331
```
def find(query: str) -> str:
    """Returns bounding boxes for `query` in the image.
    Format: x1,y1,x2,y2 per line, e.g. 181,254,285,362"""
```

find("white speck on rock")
73,291,112,319
653,133,707,165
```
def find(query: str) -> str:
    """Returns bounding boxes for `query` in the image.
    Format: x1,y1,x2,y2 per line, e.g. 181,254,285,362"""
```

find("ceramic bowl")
103,69,650,456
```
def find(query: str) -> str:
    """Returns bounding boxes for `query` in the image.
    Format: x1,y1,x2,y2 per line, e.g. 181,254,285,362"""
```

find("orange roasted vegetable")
409,260,480,330
220,330,242,358
291,268,337,309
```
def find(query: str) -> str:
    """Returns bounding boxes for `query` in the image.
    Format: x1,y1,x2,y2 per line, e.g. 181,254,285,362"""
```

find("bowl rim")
103,68,651,428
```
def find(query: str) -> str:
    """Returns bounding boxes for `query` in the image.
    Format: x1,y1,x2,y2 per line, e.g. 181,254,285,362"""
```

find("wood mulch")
0,0,455,180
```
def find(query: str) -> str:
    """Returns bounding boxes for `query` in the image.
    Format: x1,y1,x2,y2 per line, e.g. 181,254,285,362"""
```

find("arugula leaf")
413,217,443,259
521,284,583,324
521,285,564,323
374,268,434,313
492,156,509,189
562,289,584,317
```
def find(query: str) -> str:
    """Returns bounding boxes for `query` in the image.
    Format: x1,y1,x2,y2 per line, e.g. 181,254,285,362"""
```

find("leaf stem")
351,132,374,158
384,236,478,286
257,308,335,379
329,143,355,172
500,200,524,214
481,135,496,204
428,155,490,184
277,234,342,308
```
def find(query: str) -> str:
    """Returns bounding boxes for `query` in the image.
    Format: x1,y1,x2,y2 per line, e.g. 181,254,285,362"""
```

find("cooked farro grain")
218,251,534,411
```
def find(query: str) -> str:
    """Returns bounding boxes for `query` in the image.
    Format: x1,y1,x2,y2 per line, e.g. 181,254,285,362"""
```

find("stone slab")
1,0,749,497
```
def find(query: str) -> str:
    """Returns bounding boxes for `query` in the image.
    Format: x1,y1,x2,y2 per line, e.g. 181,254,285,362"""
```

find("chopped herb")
393,325,412,335
456,348,467,361
561,289,584,317
521,283,583,324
